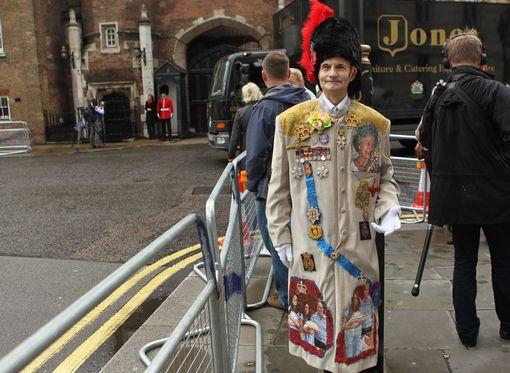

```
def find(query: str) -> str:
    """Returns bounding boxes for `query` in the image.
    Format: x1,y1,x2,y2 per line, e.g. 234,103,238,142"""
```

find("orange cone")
412,162,430,212
237,170,247,193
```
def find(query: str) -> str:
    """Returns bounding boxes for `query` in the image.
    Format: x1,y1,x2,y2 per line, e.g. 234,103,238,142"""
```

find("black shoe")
459,335,477,347
500,325,510,340
457,327,479,347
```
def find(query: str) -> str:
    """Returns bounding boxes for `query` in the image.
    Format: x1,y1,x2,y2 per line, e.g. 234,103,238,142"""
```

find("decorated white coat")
267,96,399,372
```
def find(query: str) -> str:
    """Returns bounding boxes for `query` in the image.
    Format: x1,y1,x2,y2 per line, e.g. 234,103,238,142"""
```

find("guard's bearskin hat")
300,0,362,97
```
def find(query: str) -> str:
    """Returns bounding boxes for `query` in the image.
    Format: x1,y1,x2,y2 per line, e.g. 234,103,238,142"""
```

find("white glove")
275,243,293,268
371,205,401,236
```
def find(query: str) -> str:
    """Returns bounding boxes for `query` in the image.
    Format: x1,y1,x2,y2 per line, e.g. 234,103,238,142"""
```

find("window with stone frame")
100,23,119,52
0,96,10,120
0,17,4,55
106,27,117,47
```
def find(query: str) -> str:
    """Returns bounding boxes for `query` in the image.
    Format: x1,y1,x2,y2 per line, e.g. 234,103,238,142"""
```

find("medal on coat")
308,224,323,240
306,205,320,223
301,252,316,272
292,165,304,179
319,133,329,145
297,147,331,162
317,165,329,179
302,161,371,283
337,127,347,150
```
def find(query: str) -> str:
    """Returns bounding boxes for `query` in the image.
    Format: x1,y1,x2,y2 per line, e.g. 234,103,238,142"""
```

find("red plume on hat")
300,0,334,83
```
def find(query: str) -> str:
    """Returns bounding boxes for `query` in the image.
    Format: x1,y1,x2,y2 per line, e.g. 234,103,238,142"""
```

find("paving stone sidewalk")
28,137,208,156
239,224,510,373
104,224,510,373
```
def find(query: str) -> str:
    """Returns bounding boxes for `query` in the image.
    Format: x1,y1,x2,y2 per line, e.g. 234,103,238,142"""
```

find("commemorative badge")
359,221,372,240
345,111,361,127
337,127,347,150
295,123,311,141
308,225,323,240
317,165,329,179
306,206,320,223
301,252,316,272
319,133,329,145
297,147,331,162
291,165,304,179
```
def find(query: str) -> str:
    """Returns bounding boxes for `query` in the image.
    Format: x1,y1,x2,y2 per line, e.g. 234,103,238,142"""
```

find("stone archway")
172,15,271,68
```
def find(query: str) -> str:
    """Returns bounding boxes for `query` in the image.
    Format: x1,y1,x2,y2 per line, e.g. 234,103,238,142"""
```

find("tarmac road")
0,141,232,370
0,142,230,262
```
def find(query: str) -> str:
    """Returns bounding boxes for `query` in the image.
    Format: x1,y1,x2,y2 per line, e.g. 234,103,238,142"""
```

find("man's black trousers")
452,223,510,338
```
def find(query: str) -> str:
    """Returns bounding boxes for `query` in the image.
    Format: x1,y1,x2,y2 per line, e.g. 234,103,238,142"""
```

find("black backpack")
82,107,96,123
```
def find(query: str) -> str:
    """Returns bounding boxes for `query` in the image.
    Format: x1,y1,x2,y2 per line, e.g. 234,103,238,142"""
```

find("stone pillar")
67,9,85,120
139,4,155,138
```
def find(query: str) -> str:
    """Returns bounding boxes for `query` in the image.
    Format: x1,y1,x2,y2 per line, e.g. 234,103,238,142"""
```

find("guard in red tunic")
157,91,174,140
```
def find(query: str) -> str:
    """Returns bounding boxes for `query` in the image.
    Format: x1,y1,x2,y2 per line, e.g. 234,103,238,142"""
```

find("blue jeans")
255,198,288,309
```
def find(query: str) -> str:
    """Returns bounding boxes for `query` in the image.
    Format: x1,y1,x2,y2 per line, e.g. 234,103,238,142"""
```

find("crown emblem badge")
297,280,308,294
411,80,424,95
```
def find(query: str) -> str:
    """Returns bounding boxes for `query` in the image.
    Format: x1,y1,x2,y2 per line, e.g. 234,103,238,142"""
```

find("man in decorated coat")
266,1,400,371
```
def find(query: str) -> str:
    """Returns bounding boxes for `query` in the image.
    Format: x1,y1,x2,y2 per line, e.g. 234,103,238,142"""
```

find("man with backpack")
419,30,510,348
83,98,105,148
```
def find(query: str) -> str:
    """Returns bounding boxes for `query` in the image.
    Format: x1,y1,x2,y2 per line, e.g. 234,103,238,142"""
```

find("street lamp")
60,45,75,68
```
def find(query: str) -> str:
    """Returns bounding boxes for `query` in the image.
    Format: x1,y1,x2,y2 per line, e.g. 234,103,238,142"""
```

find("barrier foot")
193,261,220,283
139,338,167,367
241,315,263,373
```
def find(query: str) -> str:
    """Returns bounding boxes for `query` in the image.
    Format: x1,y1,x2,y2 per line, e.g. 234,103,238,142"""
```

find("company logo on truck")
377,15,463,57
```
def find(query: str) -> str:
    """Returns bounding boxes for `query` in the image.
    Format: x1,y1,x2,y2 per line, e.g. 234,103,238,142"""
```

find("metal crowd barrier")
0,121,31,157
194,151,272,308
141,151,263,373
201,151,265,370
141,280,217,372
0,214,214,373
390,134,428,223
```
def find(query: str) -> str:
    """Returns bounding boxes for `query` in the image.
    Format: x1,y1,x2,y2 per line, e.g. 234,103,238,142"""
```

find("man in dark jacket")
246,51,309,309
420,30,510,347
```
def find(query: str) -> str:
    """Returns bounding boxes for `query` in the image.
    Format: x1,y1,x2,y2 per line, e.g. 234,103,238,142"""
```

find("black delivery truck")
208,0,510,150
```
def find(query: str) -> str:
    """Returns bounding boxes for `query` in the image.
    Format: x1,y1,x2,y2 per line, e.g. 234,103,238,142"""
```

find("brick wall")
1,0,289,142
0,1,45,143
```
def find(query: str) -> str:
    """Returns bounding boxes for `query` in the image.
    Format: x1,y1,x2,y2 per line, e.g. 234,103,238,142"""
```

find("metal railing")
0,213,213,373
0,121,31,157
141,280,217,373
194,152,272,307
205,151,263,372
390,134,428,223
141,150,264,373
44,109,76,142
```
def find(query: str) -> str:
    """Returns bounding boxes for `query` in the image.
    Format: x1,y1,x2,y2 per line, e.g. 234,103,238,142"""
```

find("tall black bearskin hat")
160,85,169,95
300,0,362,97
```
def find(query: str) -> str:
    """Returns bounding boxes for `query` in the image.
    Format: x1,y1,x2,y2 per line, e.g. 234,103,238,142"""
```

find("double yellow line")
23,244,204,373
